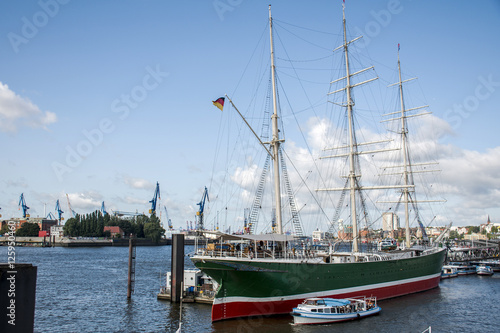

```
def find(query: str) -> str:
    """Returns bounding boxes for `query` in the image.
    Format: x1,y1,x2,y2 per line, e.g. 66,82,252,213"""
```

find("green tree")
0,223,10,235
64,217,80,237
491,226,498,233
468,226,480,234
96,214,104,237
16,223,40,237
449,230,459,239
144,214,165,243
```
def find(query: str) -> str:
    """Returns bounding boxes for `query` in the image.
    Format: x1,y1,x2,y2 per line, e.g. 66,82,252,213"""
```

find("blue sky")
1,0,499,231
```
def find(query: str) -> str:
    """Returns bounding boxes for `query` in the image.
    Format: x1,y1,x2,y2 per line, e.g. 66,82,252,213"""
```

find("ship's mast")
382,46,443,248
269,5,283,235
396,49,412,248
342,3,359,252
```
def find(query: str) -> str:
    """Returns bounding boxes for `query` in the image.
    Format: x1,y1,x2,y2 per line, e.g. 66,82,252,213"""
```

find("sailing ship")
192,3,446,322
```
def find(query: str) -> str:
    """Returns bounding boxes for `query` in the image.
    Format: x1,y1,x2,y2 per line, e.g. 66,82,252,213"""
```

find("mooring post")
127,234,136,299
171,233,185,303
0,263,37,333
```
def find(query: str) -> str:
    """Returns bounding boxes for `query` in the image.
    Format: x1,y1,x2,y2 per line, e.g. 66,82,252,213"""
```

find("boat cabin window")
331,307,337,313
317,309,323,313
311,309,317,312
306,300,316,305
324,308,330,314
317,299,326,306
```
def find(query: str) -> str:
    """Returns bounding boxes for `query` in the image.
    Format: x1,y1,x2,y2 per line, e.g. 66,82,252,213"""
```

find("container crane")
163,206,173,230
149,182,160,215
46,212,56,220
196,186,209,230
66,194,77,218
55,199,64,223
101,201,107,215
18,193,30,218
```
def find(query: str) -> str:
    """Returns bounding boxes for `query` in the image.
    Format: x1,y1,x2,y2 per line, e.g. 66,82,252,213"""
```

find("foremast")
225,6,284,235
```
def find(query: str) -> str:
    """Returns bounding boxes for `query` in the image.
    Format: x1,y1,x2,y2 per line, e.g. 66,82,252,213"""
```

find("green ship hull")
192,247,446,321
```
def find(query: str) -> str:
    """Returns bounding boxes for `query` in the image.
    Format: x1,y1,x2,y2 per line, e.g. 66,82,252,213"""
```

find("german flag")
212,97,225,111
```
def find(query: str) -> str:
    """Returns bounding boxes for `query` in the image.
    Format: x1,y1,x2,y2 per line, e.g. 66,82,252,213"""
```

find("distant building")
450,226,469,235
50,225,65,237
312,229,325,242
464,233,488,241
38,219,57,233
2,218,28,231
104,226,125,238
338,224,353,241
480,216,500,233
382,212,399,231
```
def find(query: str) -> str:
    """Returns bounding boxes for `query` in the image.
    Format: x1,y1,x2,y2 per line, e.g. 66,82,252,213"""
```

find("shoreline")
0,236,174,247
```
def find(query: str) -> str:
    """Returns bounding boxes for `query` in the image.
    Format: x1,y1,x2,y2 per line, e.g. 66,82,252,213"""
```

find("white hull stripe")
213,272,440,305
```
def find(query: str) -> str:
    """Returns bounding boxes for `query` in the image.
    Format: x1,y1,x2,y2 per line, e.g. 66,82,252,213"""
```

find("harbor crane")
101,201,107,215
196,187,209,230
46,212,56,220
55,200,64,222
163,206,173,230
66,194,77,218
149,182,160,215
18,193,30,218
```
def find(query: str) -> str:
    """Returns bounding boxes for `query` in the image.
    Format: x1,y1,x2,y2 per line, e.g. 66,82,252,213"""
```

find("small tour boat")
476,265,494,276
471,260,500,272
441,265,458,279
447,262,476,276
378,238,397,251
291,296,381,325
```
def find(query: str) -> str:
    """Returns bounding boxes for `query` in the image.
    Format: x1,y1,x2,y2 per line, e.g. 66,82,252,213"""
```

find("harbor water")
1,245,498,332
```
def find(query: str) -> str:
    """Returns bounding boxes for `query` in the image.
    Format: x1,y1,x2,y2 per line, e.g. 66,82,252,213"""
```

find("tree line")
62,210,165,242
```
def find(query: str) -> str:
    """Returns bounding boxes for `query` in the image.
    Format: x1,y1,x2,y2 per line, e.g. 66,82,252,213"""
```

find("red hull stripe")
211,274,440,321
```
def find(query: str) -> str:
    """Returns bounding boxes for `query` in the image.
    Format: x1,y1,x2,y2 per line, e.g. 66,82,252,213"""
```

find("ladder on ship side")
279,149,304,237
248,154,271,234
328,179,349,236
247,84,273,235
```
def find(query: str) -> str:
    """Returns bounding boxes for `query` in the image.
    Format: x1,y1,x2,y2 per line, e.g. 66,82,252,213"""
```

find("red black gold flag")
212,97,225,111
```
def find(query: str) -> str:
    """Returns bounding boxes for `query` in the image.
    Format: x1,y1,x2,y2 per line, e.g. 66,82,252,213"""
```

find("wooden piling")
127,235,136,299
171,234,184,303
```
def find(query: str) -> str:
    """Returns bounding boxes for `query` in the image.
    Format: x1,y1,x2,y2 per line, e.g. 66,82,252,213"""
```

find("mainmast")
269,5,283,234
319,3,412,255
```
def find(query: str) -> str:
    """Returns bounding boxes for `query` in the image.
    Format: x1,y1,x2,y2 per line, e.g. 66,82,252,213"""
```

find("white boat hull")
292,306,381,325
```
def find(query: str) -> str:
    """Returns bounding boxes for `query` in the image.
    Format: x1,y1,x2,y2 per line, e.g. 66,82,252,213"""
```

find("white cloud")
66,192,102,212
123,196,147,205
224,113,500,229
0,82,57,132
122,175,154,190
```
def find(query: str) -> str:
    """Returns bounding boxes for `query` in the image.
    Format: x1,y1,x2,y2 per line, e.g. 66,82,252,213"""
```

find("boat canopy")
202,231,296,242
